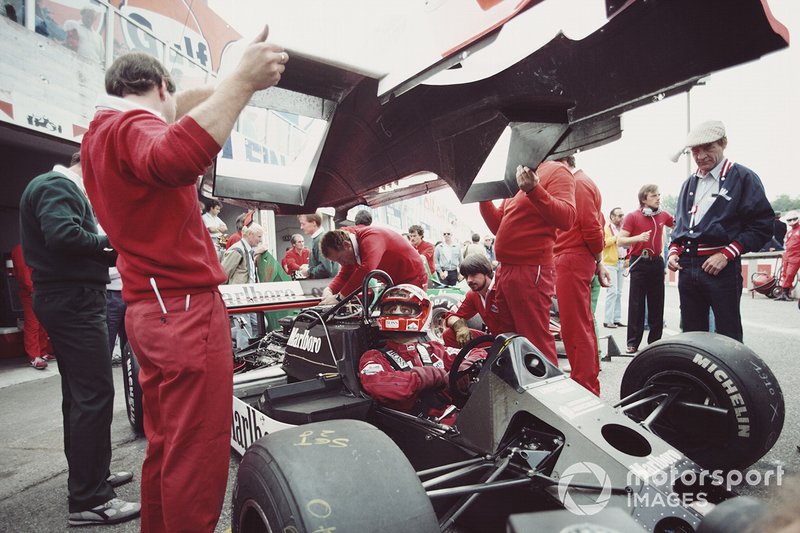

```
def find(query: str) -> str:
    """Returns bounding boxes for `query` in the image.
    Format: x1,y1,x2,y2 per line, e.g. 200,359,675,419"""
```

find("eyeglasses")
443,233,451,236
788,218,798,223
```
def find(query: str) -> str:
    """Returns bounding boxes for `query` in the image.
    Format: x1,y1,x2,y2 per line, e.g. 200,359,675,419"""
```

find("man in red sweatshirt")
281,233,309,278
408,224,435,274
319,226,428,304
619,185,674,353
480,161,576,365
552,156,610,395
81,30,288,533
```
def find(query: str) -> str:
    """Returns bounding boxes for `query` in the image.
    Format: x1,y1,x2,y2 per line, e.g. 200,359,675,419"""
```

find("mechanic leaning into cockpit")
359,284,487,425
442,253,512,349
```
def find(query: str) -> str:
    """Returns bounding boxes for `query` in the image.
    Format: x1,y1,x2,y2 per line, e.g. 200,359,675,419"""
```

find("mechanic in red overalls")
10,243,53,369
777,210,800,301
553,156,610,396
81,40,288,532
442,254,512,348
319,226,428,305
480,161,576,365
359,284,486,425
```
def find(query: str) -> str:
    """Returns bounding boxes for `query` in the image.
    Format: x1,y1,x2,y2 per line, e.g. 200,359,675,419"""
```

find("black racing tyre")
697,496,765,533
232,420,439,533
122,343,144,436
428,293,484,343
620,332,784,471
429,293,461,343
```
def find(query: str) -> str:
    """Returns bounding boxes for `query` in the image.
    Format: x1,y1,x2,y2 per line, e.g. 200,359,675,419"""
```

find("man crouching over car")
359,284,486,425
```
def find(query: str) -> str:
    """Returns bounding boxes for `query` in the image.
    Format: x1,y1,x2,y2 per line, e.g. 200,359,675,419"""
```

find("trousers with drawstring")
493,263,558,365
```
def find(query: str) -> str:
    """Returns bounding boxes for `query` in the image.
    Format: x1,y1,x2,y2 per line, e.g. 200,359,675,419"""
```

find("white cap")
782,210,799,224
669,120,726,163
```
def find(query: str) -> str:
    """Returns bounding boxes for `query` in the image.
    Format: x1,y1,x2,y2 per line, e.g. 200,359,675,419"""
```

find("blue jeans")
440,269,458,286
604,260,625,325
677,255,742,341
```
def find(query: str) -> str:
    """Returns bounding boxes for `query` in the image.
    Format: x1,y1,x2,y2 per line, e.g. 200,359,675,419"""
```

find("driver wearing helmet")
359,284,487,425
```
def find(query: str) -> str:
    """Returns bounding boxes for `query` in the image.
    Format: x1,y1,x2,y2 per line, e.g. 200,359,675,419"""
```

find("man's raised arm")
186,26,288,146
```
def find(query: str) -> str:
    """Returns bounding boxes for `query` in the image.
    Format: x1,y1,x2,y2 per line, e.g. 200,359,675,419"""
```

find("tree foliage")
770,194,800,215
662,194,678,216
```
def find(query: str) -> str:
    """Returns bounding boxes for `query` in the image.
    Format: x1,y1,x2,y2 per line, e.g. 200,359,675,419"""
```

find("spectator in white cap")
776,210,800,301
667,120,774,341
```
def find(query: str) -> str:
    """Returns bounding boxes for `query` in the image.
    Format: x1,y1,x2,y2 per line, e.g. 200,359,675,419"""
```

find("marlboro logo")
287,327,322,353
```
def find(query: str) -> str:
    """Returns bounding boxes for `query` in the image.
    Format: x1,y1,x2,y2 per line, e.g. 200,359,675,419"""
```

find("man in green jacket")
297,212,339,279
19,152,140,526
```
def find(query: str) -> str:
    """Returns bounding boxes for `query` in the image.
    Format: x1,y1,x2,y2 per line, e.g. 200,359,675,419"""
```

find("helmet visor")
380,302,420,316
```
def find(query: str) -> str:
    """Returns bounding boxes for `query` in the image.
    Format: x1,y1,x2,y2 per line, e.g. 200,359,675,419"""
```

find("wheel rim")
619,370,732,455
238,499,274,533
429,308,447,342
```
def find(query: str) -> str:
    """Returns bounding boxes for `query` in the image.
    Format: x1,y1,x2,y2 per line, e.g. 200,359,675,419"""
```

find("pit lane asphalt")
0,284,797,532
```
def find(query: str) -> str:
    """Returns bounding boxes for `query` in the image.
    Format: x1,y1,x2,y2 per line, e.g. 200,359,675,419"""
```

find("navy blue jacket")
669,160,773,260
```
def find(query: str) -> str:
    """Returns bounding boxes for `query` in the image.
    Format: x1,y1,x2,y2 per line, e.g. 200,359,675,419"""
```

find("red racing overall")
82,106,231,533
781,221,800,291
359,340,485,425
479,161,576,364
554,169,605,395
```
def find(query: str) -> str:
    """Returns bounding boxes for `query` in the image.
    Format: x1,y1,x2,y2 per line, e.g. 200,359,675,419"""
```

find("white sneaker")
68,498,140,526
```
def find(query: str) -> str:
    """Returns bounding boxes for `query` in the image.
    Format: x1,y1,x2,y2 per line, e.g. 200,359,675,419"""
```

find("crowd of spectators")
3,2,106,64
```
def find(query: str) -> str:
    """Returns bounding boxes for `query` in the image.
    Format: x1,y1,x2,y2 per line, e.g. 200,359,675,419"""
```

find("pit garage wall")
0,14,103,250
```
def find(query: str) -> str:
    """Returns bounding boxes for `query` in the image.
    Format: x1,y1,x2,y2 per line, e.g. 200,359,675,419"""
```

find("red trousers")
442,327,484,349
494,263,558,365
781,258,799,290
127,291,233,533
555,253,600,395
19,290,52,361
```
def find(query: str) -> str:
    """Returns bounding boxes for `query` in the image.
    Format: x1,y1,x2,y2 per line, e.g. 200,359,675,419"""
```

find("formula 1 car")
120,274,484,436
227,271,784,533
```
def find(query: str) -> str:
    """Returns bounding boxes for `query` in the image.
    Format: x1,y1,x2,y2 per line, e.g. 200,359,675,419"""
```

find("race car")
226,270,784,533
120,273,484,436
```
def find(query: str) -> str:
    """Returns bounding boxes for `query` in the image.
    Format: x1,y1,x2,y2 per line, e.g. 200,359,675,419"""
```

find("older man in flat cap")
667,120,774,341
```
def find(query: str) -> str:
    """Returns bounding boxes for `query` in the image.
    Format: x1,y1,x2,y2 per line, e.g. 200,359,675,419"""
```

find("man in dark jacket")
298,212,339,279
19,152,139,526
668,120,773,341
